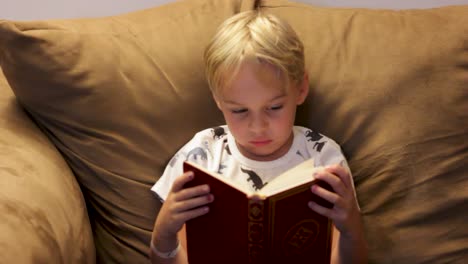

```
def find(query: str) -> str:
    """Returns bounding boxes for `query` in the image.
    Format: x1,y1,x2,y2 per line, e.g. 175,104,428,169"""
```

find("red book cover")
183,160,333,264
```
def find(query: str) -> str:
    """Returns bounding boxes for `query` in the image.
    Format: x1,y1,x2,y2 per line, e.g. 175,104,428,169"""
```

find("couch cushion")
254,1,468,263
0,68,95,263
0,0,244,262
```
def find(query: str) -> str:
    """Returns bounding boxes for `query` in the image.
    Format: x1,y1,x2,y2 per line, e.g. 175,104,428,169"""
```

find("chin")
249,149,281,161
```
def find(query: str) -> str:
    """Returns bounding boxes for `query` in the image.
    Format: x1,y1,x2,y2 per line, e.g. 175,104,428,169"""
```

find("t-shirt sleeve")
151,151,185,202
150,128,214,201
315,139,351,173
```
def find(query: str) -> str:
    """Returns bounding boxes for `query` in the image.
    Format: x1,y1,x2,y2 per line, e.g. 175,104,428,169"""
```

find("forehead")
218,60,289,97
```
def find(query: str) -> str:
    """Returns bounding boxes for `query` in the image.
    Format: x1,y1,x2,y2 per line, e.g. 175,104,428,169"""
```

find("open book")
183,159,334,264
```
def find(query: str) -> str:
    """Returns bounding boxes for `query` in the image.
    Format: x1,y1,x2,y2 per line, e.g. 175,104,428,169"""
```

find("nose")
248,112,268,134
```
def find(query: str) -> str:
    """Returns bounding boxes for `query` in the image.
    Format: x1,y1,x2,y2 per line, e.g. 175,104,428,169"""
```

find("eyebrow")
222,93,287,105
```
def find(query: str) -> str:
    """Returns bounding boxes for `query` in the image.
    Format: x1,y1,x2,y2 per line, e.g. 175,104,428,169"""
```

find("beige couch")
0,0,467,263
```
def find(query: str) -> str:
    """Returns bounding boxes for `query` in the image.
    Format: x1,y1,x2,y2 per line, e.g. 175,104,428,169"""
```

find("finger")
314,170,345,196
176,206,211,222
174,194,214,212
308,201,334,219
171,171,194,192
324,164,352,189
311,183,340,205
176,184,211,201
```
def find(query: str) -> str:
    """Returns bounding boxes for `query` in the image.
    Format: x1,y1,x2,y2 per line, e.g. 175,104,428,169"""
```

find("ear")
296,73,310,105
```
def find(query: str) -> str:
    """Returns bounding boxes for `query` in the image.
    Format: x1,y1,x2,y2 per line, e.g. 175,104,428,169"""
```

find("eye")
269,105,283,111
231,108,248,114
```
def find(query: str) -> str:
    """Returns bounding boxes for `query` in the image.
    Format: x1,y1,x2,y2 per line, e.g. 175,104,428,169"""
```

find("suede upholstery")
0,70,94,262
0,0,467,263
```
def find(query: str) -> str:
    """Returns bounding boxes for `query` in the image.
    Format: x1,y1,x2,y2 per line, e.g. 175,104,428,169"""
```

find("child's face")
214,61,308,161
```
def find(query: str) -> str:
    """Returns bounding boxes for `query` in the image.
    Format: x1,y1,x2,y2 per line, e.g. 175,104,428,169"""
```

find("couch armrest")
0,68,95,263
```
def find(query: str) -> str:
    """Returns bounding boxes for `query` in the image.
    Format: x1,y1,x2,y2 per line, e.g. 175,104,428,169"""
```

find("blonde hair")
204,10,305,96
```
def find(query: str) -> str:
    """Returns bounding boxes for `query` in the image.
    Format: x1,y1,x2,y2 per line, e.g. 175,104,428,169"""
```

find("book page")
259,159,322,197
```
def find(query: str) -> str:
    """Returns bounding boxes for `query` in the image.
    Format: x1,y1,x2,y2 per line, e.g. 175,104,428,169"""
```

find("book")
183,159,334,264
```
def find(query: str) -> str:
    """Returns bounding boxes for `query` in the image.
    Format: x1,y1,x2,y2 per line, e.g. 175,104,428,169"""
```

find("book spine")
247,198,266,264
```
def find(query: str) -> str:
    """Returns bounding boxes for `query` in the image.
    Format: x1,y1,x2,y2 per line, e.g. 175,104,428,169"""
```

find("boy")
150,9,367,264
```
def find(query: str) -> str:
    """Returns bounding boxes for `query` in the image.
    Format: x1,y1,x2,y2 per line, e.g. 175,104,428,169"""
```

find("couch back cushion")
260,1,468,263
1,0,467,263
0,0,243,262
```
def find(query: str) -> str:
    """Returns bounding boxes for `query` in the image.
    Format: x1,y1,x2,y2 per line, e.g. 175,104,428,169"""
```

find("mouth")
250,140,272,147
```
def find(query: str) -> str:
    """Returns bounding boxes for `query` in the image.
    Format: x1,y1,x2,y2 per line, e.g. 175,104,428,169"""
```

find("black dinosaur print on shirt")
212,126,226,140
305,129,326,152
313,142,326,152
223,138,232,155
305,130,323,141
225,144,232,155
217,164,227,174
241,167,267,191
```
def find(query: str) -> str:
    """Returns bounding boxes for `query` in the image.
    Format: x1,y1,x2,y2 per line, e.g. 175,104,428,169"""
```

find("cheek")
272,116,294,130
276,105,296,120
272,108,296,130
225,120,246,143
222,113,243,132
222,112,237,125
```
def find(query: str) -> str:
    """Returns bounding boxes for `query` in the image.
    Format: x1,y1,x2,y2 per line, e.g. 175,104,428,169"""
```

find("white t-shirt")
152,125,358,205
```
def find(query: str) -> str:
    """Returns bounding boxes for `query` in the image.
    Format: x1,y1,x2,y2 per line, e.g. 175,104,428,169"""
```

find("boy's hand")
308,165,361,238
154,171,214,239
